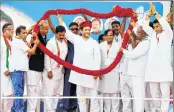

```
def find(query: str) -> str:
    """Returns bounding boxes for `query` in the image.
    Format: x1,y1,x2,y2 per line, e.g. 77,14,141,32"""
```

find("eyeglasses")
70,28,79,31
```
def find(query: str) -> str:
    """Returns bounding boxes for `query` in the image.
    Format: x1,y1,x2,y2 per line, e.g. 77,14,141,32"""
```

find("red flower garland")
33,6,137,76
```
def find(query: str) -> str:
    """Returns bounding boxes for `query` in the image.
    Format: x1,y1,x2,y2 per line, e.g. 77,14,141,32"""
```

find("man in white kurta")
57,14,101,112
98,29,120,112
119,44,133,112
9,25,39,112
1,23,14,112
120,26,150,112
142,7,173,112
43,25,68,112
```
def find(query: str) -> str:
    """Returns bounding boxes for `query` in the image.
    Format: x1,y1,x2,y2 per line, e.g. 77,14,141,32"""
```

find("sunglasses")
70,28,79,31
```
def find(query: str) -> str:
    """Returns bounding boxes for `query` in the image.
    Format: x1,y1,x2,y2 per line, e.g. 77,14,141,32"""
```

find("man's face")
56,32,66,42
166,14,173,23
4,24,14,38
136,27,146,40
82,26,91,38
153,23,162,34
40,23,49,36
18,29,27,40
70,25,79,35
92,20,101,34
112,23,120,35
105,30,114,43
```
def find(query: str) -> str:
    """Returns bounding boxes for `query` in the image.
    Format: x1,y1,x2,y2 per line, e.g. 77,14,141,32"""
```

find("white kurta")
63,26,101,89
123,40,150,112
0,37,13,96
114,34,122,46
98,40,120,93
114,34,125,74
142,17,173,82
43,37,68,96
122,45,133,75
9,38,30,72
123,39,150,77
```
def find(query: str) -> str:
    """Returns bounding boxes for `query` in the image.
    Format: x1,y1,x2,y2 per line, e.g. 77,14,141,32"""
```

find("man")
98,34,105,44
111,17,126,84
1,23,14,112
27,20,49,112
57,14,101,112
91,18,102,34
63,22,78,111
9,25,39,112
98,29,120,112
47,16,78,111
142,3,173,112
119,27,137,112
166,12,173,30
43,25,68,112
120,26,150,112
111,17,126,45
104,17,119,30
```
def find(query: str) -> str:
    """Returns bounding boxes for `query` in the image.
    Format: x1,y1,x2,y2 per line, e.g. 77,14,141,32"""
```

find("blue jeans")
11,70,25,112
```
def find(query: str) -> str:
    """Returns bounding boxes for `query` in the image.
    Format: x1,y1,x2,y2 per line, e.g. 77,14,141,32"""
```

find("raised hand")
127,30,131,35
56,14,62,19
56,13,63,25
149,1,156,15
56,11,62,20
34,39,40,45
130,20,136,28
151,5,156,14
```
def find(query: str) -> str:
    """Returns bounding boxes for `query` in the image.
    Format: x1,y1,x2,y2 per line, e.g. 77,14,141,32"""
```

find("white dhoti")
98,70,120,112
131,76,145,112
102,93,120,112
120,74,145,112
76,85,100,112
43,68,64,112
120,74,133,112
144,82,152,112
149,82,171,112
26,70,43,112
98,92,103,112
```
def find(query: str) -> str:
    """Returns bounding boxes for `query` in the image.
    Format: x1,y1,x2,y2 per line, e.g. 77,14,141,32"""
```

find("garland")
33,6,137,76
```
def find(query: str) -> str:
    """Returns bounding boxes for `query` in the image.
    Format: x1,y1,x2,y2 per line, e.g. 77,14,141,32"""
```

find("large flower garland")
33,6,137,76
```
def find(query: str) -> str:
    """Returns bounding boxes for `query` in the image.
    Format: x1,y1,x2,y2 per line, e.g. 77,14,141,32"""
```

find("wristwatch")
154,12,158,15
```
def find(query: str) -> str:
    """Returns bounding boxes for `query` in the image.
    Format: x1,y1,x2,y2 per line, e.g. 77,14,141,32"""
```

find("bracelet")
154,12,158,15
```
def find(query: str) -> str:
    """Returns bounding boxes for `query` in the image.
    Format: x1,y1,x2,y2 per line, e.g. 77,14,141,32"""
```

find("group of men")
1,2,173,112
